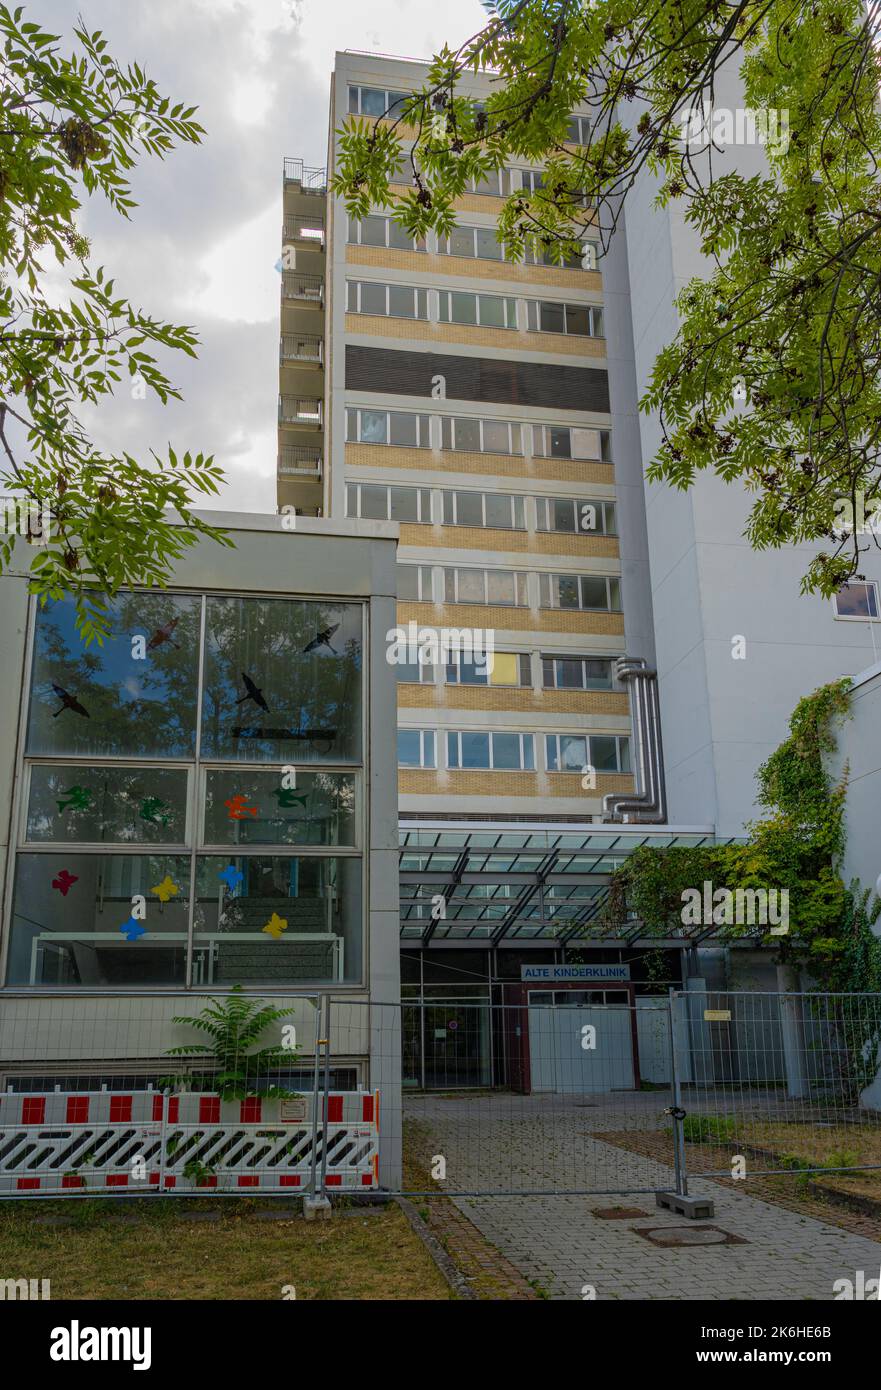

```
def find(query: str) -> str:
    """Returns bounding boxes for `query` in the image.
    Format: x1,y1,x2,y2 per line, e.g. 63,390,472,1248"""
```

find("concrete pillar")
776,963,807,1099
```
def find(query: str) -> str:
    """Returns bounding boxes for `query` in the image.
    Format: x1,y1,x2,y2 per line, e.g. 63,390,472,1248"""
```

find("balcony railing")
283,158,327,192
283,216,325,246
282,272,324,303
278,396,323,427
280,334,323,364
278,446,323,476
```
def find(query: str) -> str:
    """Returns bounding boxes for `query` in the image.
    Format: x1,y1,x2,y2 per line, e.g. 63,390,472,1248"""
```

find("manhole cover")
634,1225,747,1248
593,1207,648,1220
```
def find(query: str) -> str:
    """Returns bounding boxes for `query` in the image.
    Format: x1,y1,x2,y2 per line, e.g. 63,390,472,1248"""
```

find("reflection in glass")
8,853,191,985
27,594,200,759
193,855,361,985
203,770,356,846
201,597,362,763
26,766,188,844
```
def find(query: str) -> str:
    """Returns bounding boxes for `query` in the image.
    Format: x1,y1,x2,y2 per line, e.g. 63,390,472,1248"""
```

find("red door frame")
502,980,642,1094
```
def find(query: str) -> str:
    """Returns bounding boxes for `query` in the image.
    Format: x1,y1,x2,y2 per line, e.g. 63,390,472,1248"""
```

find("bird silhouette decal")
51,684,90,719
302,623,339,655
235,671,270,713
147,616,180,650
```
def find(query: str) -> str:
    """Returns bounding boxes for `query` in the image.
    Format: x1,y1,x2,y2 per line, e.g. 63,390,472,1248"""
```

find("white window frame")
833,581,881,620
526,299,605,337
345,408,431,449
536,497,617,535
532,425,611,462
439,225,506,261
468,169,512,197
346,280,428,320
397,564,434,602
541,654,614,691
346,214,426,252
437,289,518,330
539,573,622,612
565,115,591,145
346,482,432,523
347,85,411,118
442,489,526,530
445,651,531,687
440,415,523,457
446,730,536,771
443,567,530,607
398,728,436,768
545,732,631,774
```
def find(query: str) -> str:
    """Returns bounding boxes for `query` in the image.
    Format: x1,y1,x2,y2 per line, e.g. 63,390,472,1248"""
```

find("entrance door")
527,991,635,1092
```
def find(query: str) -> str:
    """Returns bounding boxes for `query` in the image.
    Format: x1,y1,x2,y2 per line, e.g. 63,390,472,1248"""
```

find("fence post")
318,994,332,1196
667,988,688,1198
156,1087,169,1198
307,997,323,1199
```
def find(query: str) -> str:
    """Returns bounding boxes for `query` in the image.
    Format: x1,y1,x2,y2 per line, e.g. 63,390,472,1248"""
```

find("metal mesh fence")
1,989,880,1199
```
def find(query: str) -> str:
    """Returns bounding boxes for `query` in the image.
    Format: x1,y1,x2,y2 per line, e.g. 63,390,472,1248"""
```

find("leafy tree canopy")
332,0,881,598
0,5,231,641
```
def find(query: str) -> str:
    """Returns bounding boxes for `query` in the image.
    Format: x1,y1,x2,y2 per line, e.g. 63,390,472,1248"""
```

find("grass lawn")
0,1197,453,1300
726,1120,881,1202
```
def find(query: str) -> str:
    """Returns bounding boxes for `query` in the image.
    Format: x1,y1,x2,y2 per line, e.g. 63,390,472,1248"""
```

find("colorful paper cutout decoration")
119,916,146,942
57,785,93,814
218,864,244,893
235,672,270,713
140,797,171,826
272,788,308,809
51,683,90,719
302,623,339,655
151,875,180,904
147,616,180,651
225,793,257,821
52,869,79,896
262,912,288,940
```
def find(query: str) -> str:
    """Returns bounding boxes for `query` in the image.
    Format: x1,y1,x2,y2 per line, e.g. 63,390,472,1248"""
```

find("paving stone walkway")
405,1092,881,1301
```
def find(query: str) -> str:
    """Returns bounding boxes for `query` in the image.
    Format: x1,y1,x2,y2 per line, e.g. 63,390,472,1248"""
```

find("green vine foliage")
604,677,881,990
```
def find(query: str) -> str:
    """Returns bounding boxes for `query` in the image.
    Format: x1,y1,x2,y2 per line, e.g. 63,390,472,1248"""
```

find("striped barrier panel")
0,1090,379,1196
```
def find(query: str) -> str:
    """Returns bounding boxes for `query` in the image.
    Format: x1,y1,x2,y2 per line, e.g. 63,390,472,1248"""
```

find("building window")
442,490,525,530
347,86,410,118
398,728,436,768
346,280,428,319
347,214,425,252
526,300,604,337
447,730,535,771
346,483,431,523
545,733,630,773
539,573,622,611
536,497,617,535
437,290,517,329
833,581,880,620
565,115,591,145
397,564,433,601
443,568,529,607
446,652,531,687
9,593,365,989
542,655,614,690
397,656,435,684
523,243,587,270
439,415,522,456
532,425,611,462
439,225,504,261
345,408,430,448
468,169,512,197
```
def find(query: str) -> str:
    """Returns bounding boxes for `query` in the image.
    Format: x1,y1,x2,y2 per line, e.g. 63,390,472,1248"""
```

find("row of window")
397,564,622,613
345,279,604,337
347,214,598,269
398,729,631,773
346,86,591,147
396,651,617,690
345,408,611,462
345,482,616,535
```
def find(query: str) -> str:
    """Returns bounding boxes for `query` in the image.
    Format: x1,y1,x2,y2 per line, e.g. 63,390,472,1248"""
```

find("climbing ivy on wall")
603,676,881,991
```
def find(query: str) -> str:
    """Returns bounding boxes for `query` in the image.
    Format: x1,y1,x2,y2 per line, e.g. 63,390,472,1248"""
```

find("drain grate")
633,1225,748,1248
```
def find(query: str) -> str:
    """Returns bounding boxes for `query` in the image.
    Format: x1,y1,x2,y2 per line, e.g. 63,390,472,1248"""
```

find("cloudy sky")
37,0,485,512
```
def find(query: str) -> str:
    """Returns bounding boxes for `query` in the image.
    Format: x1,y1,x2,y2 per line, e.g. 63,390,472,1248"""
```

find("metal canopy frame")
399,820,760,950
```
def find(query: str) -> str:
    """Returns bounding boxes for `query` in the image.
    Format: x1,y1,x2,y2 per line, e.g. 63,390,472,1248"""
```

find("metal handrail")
278,396,323,426
281,272,324,301
284,216,326,243
283,157,327,190
280,334,323,363
278,446,323,475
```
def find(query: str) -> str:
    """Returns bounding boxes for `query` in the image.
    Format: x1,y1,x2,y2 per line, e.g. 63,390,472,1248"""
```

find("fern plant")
162,986,301,1100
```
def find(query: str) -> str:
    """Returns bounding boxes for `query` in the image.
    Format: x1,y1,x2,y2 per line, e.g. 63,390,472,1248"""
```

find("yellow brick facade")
396,684,629,714
345,444,614,485
398,769,634,797
345,244,602,292
397,524,619,558
344,312,605,359
395,601,625,637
